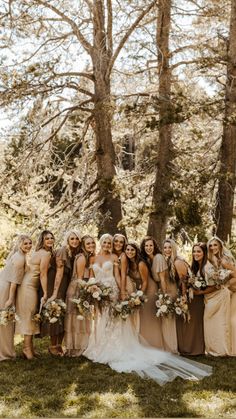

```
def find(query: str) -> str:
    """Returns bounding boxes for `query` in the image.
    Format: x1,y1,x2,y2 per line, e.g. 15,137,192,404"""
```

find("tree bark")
215,0,236,241
147,0,173,246
92,0,123,235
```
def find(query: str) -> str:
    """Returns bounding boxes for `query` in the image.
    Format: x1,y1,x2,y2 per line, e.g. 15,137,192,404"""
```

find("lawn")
0,337,235,418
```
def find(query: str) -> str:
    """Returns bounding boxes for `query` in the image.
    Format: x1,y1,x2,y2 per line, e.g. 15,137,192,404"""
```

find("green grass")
0,337,235,418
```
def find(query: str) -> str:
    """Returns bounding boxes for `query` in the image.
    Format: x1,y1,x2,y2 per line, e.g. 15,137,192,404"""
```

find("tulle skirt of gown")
84,306,212,385
204,287,231,356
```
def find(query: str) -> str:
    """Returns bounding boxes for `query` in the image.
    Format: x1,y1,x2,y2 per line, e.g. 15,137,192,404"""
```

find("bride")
83,234,212,385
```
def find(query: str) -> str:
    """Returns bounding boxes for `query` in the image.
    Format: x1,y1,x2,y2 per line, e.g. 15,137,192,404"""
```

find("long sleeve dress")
0,251,26,360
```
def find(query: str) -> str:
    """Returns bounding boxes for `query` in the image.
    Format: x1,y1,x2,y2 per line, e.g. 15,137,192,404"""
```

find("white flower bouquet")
72,277,112,320
208,267,231,289
155,291,174,318
111,290,148,321
0,306,19,326
33,299,67,324
174,295,190,322
188,273,207,290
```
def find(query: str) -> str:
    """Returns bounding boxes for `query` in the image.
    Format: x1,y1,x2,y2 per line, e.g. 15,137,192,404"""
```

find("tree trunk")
147,0,173,246
92,0,123,235
215,0,236,241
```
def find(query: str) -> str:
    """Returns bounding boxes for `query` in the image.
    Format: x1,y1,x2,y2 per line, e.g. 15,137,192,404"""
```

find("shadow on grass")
0,340,235,418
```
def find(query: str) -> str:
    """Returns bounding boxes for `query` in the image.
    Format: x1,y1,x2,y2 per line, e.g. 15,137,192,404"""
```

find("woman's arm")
138,261,148,292
88,255,95,278
113,255,121,290
193,285,216,296
4,283,18,308
47,253,64,302
76,255,86,279
40,252,51,303
120,253,128,300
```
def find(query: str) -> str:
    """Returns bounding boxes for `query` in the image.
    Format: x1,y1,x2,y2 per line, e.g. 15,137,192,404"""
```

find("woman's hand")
46,293,57,303
41,294,48,305
120,291,127,301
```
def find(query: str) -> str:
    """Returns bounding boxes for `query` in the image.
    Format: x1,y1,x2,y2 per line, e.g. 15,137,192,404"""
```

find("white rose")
78,279,87,287
160,304,168,313
92,291,100,299
115,304,122,312
49,317,58,323
121,301,129,306
88,278,97,285
175,307,182,315
137,290,143,296
77,315,84,320
83,301,90,308
195,280,202,288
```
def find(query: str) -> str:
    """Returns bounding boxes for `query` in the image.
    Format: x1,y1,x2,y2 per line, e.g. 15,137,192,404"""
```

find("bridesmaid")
16,230,55,359
125,242,148,332
204,236,235,356
42,229,81,356
64,234,96,357
112,233,128,299
163,239,188,355
0,235,32,361
139,236,164,350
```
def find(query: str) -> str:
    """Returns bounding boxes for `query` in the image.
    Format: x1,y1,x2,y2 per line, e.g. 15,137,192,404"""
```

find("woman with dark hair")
41,229,81,356
139,236,165,350
0,235,32,361
64,234,96,357
177,242,214,356
125,242,148,293
16,230,55,359
112,233,128,299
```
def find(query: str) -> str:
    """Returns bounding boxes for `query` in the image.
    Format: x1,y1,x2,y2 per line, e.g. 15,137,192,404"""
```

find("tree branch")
33,0,93,55
106,0,157,78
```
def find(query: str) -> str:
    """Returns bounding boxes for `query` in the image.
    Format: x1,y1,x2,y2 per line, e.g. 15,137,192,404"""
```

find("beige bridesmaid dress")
64,254,91,356
231,290,236,355
152,254,178,354
139,255,165,350
0,251,26,361
204,262,231,356
15,253,44,336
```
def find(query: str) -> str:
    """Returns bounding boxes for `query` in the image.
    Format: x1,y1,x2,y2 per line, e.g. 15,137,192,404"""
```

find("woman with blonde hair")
44,229,81,356
65,234,96,357
16,230,54,359
0,234,32,361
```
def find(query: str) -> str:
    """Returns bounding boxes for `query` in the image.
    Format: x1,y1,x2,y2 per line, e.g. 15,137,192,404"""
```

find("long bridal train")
83,261,212,386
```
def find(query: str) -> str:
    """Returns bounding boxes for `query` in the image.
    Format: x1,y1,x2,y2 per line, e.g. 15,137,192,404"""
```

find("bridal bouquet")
174,296,190,322
155,291,174,318
33,299,67,324
72,278,112,320
0,306,19,326
111,290,148,321
188,273,207,290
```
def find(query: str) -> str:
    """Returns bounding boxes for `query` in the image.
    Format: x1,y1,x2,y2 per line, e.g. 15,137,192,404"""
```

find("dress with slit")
0,251,26,361
83,260,212,385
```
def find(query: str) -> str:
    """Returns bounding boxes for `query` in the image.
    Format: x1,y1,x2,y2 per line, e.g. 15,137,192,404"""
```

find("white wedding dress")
83,261,212,385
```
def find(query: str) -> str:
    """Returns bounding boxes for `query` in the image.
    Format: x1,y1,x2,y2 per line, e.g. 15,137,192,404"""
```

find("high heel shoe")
22,347,34,360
